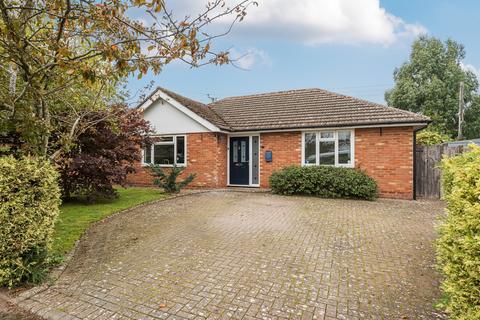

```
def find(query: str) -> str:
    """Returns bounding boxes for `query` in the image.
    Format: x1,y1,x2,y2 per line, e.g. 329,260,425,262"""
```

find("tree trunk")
39,98,50,157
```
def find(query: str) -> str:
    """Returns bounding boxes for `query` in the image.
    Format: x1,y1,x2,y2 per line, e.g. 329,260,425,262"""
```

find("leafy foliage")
149,164,196,193
385,36,480,139
0,156,61,287
463,95,480,140
0,66,124,158
269,165,378,200
416,130,452,146
437,145,480,319
0,0,255,157
56,104,155,202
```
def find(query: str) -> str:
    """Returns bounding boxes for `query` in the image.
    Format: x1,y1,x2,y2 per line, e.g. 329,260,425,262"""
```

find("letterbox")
265,150,272,162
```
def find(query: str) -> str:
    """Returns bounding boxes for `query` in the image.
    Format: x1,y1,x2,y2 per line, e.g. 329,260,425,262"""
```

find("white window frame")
142,135,187,167
301,130,355,168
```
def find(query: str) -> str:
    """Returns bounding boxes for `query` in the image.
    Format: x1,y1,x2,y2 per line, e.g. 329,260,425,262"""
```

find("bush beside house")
56,104,155,202
269,165,378,200
0,157,61,287
149,164,196,193
416,130,452,146
437,145,480,319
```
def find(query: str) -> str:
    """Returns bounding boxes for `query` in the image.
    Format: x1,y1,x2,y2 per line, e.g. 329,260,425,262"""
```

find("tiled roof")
158,87,231,130
139,87,231,130
141,87,430,132
209,88,430,131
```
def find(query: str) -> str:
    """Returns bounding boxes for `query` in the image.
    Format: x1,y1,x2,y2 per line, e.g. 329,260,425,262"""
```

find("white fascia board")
138,89,162,111
139,88,221,132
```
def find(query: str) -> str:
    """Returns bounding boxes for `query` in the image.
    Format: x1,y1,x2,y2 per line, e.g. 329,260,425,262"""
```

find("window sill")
301,163,354,168
141,163,187,168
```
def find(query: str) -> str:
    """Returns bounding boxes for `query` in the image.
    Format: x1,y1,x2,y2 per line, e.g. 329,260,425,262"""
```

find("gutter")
413,125,429,200
218,120,432,134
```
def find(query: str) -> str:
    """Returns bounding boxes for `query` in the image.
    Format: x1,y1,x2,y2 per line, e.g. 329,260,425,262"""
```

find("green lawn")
53,187,167,255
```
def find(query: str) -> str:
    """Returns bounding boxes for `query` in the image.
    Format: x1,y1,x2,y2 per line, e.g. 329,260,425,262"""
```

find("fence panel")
415,144,464,199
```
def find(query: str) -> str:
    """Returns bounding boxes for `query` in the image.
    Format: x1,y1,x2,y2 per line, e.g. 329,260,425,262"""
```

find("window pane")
320,132,334,139
338,131,351,165
154,144,174,165
176,136,185,164
319,141,335,165
232,141,238,162
240,140,247,162
144,145,151,163
158,136,173,142
304,133,316,164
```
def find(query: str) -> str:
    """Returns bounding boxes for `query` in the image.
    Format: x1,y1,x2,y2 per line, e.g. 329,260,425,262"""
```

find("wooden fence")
415,144,465,199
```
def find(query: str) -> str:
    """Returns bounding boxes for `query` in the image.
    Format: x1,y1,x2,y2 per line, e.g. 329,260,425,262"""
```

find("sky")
126,0,480,105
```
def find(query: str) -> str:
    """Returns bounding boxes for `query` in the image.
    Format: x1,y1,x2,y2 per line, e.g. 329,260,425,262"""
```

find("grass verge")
52,187,166,255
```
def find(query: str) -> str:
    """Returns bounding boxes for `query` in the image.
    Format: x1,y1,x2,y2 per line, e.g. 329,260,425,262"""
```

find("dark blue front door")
229,137,249,185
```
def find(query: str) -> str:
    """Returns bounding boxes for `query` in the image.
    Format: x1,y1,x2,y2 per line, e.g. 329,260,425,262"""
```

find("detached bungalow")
127,87,430,199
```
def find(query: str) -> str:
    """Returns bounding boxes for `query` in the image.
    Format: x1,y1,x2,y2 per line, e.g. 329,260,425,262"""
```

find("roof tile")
141,87,430,132
209,88,430,131
158,87,231,130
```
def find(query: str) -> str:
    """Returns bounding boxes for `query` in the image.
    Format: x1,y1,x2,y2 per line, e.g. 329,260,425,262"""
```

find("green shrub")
269,165,378,200
436,145,480,319
436,145,480,320
416,130,452,146
149,164,196,193
0,156,61,287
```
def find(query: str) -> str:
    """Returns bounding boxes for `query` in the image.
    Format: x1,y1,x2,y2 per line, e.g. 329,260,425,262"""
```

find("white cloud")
238,0,426,45
461,62,480,80
229,48,272,69
163,0,427,45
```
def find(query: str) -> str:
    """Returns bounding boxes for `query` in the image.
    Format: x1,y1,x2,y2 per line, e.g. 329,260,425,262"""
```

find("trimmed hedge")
0,156,61,287
436,145,480,319
269,165,378,200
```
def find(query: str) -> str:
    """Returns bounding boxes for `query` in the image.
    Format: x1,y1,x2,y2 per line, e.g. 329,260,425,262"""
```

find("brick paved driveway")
15,192,445,319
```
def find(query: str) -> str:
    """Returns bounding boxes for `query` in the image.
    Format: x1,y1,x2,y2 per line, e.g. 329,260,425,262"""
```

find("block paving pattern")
15,192,446,319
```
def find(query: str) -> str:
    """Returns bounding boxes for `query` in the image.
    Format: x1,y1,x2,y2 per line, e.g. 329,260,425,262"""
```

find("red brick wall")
126,132,228,188
259,132,302,188
257,128,414,199
355,127,414,199
128,127,414,199
216,133,228,187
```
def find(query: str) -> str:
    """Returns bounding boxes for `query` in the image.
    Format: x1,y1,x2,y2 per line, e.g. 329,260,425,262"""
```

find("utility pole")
457,81,465,141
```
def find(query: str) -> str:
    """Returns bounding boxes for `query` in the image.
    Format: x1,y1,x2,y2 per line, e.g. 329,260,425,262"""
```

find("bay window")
143,135,186,166
302,130,354,167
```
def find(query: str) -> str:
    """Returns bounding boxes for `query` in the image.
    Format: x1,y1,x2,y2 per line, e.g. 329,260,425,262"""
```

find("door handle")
235,163,247,167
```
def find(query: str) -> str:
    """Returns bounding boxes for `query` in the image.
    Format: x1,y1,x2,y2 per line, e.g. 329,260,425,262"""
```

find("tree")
56,104,155,201
385,36,480,139
0,0,256,157
463,96,480,139
0,66,125,157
